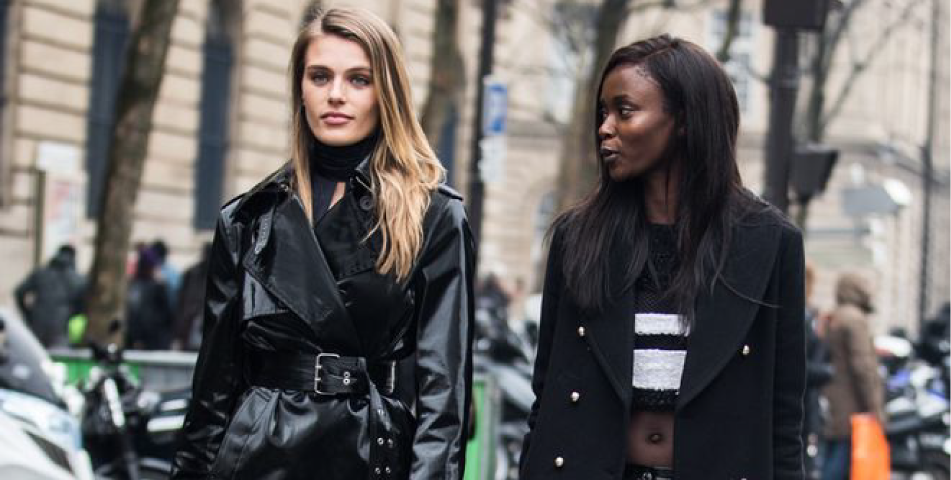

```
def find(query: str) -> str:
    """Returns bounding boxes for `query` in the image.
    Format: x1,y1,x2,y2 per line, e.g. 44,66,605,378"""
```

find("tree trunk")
557,0,631,210
420,0,465,150
84,0,180,346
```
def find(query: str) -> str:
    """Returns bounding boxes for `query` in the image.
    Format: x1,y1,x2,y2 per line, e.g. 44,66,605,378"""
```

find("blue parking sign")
482,77,507,137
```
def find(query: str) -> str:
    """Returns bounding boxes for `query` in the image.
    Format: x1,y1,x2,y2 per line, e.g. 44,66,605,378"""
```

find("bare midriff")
627,409,675,467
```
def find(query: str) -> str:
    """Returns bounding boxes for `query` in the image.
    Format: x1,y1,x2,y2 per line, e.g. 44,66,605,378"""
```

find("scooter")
879,334,951,479
79,322,190,479
473,304,535,480
0,308,94,480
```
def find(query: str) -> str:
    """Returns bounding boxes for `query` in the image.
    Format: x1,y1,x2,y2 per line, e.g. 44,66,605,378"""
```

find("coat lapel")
242,194,362,353
675,222,782,411
583,290,635,403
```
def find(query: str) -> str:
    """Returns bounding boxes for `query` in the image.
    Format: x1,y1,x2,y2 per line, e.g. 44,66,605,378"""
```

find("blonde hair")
289,7,444,281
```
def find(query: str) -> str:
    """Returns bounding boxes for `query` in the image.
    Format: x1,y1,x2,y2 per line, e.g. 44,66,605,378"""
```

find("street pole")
918,0,939,329
763,29,799,213
467,0,498,250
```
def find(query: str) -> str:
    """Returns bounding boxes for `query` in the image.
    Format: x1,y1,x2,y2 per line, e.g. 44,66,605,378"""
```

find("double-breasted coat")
171,161,475,480
520,203,806,480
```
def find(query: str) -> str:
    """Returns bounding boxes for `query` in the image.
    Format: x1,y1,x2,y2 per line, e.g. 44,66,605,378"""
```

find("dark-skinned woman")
519,35,806,480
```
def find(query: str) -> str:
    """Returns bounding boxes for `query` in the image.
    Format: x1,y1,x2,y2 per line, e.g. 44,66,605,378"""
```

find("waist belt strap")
246,351,397,396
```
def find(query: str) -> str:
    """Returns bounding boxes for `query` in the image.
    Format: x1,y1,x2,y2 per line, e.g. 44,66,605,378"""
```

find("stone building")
0,0,945,336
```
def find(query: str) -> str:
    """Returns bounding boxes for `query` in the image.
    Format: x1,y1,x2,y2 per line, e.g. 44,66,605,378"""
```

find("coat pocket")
210,387,272,479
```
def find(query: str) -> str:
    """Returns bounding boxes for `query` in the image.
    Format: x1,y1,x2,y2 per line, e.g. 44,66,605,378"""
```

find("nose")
598,114,615,140
328,78,345,105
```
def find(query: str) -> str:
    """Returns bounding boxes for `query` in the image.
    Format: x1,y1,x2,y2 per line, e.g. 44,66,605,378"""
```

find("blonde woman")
171,8,474,480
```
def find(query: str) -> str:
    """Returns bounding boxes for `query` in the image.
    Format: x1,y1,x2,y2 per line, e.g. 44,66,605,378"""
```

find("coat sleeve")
773,226,807,480
14,271,38,319
410,198,475,480
171,214,245,479
519,226,563,476
842,310,885,422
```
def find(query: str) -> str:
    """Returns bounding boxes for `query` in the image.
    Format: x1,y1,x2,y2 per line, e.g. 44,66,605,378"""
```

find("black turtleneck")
309,132,377,222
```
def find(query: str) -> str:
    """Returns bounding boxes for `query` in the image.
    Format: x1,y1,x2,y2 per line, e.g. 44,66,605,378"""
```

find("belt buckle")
314,353,340,395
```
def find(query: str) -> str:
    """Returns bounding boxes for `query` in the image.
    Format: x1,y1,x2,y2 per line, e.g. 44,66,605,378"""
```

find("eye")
310,72,330,85
351,74,371,87
618,105,635,117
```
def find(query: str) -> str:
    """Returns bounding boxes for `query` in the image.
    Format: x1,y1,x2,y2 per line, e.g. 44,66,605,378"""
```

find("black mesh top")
631,224,688,411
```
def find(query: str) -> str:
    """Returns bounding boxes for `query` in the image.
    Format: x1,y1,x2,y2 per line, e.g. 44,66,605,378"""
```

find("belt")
246,351,397,396
623,464,675,480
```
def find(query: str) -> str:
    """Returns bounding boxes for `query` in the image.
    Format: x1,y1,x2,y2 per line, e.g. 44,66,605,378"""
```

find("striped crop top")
632,224,688,410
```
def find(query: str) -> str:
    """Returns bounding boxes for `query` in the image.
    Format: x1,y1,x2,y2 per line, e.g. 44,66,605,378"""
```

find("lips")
600,146,619,162
320,112,353,125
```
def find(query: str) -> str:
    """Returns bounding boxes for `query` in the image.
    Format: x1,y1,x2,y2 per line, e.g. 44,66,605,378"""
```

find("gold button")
742,344,751,356
570,391,580,403
554,456,565,468
577,326,586,337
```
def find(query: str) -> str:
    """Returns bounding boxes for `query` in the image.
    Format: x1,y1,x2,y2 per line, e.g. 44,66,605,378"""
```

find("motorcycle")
0,308,94,480
473,301,536,480
79,322,190,479
878,334,951,479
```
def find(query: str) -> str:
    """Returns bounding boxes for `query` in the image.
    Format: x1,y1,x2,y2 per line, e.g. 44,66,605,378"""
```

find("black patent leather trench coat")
170,161,475,480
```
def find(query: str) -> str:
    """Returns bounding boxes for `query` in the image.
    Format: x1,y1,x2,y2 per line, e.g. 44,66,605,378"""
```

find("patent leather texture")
170,161,475,480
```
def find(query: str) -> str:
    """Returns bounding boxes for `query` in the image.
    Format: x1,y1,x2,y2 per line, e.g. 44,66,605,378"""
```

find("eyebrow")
599,94,634,105
304,64,372,74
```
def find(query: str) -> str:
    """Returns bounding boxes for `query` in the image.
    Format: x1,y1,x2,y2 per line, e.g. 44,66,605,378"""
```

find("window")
709,9,755,113
194,0,234,230
85,0,129,217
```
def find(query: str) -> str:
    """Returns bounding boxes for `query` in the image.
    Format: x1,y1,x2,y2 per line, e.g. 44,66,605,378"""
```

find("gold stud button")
742,344,751,356
570,391,580,403
577,326,586,337
554,456,565,468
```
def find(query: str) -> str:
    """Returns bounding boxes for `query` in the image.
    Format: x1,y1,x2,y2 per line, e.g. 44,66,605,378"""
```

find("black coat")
520,204,806,480
171,162,475,480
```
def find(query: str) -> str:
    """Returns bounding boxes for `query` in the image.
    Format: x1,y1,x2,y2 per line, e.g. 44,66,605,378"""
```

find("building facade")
0,0,946,336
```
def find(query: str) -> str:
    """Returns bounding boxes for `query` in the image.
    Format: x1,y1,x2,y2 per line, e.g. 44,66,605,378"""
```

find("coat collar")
581,215,783,408
231,157,373,219
233,159,375,354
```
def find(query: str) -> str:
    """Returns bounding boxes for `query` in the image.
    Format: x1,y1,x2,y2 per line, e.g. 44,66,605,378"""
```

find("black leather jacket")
171,161,475,480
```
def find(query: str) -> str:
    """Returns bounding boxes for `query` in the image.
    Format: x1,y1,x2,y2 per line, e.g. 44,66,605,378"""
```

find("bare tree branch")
716,0,743,63
820,0,926,131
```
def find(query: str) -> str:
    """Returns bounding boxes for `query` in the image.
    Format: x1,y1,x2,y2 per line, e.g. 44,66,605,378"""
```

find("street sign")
482,77,507,137
479,136,506,183
479,77,508,183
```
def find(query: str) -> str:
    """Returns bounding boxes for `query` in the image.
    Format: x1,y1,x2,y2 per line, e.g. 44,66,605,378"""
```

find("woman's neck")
642,164,680,224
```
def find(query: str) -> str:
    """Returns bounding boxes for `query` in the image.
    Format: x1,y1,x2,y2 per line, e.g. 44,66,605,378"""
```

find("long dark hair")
554,34,759,315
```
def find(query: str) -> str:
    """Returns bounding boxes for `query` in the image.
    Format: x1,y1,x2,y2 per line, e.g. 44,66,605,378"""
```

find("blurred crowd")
14,241,211,352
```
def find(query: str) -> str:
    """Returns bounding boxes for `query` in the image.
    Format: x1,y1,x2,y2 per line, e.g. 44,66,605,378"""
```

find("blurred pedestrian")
520,35,806,480
14,245,85,348
125,248,173,350
172,242,211,351
151,239,181,308
803,261,833,479
918,302,950,367
171,7,474,479
821,272,884,480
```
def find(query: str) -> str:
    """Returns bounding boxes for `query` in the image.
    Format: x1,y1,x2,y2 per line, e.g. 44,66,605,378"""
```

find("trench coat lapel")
242,195,362,353
676,222,782,411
